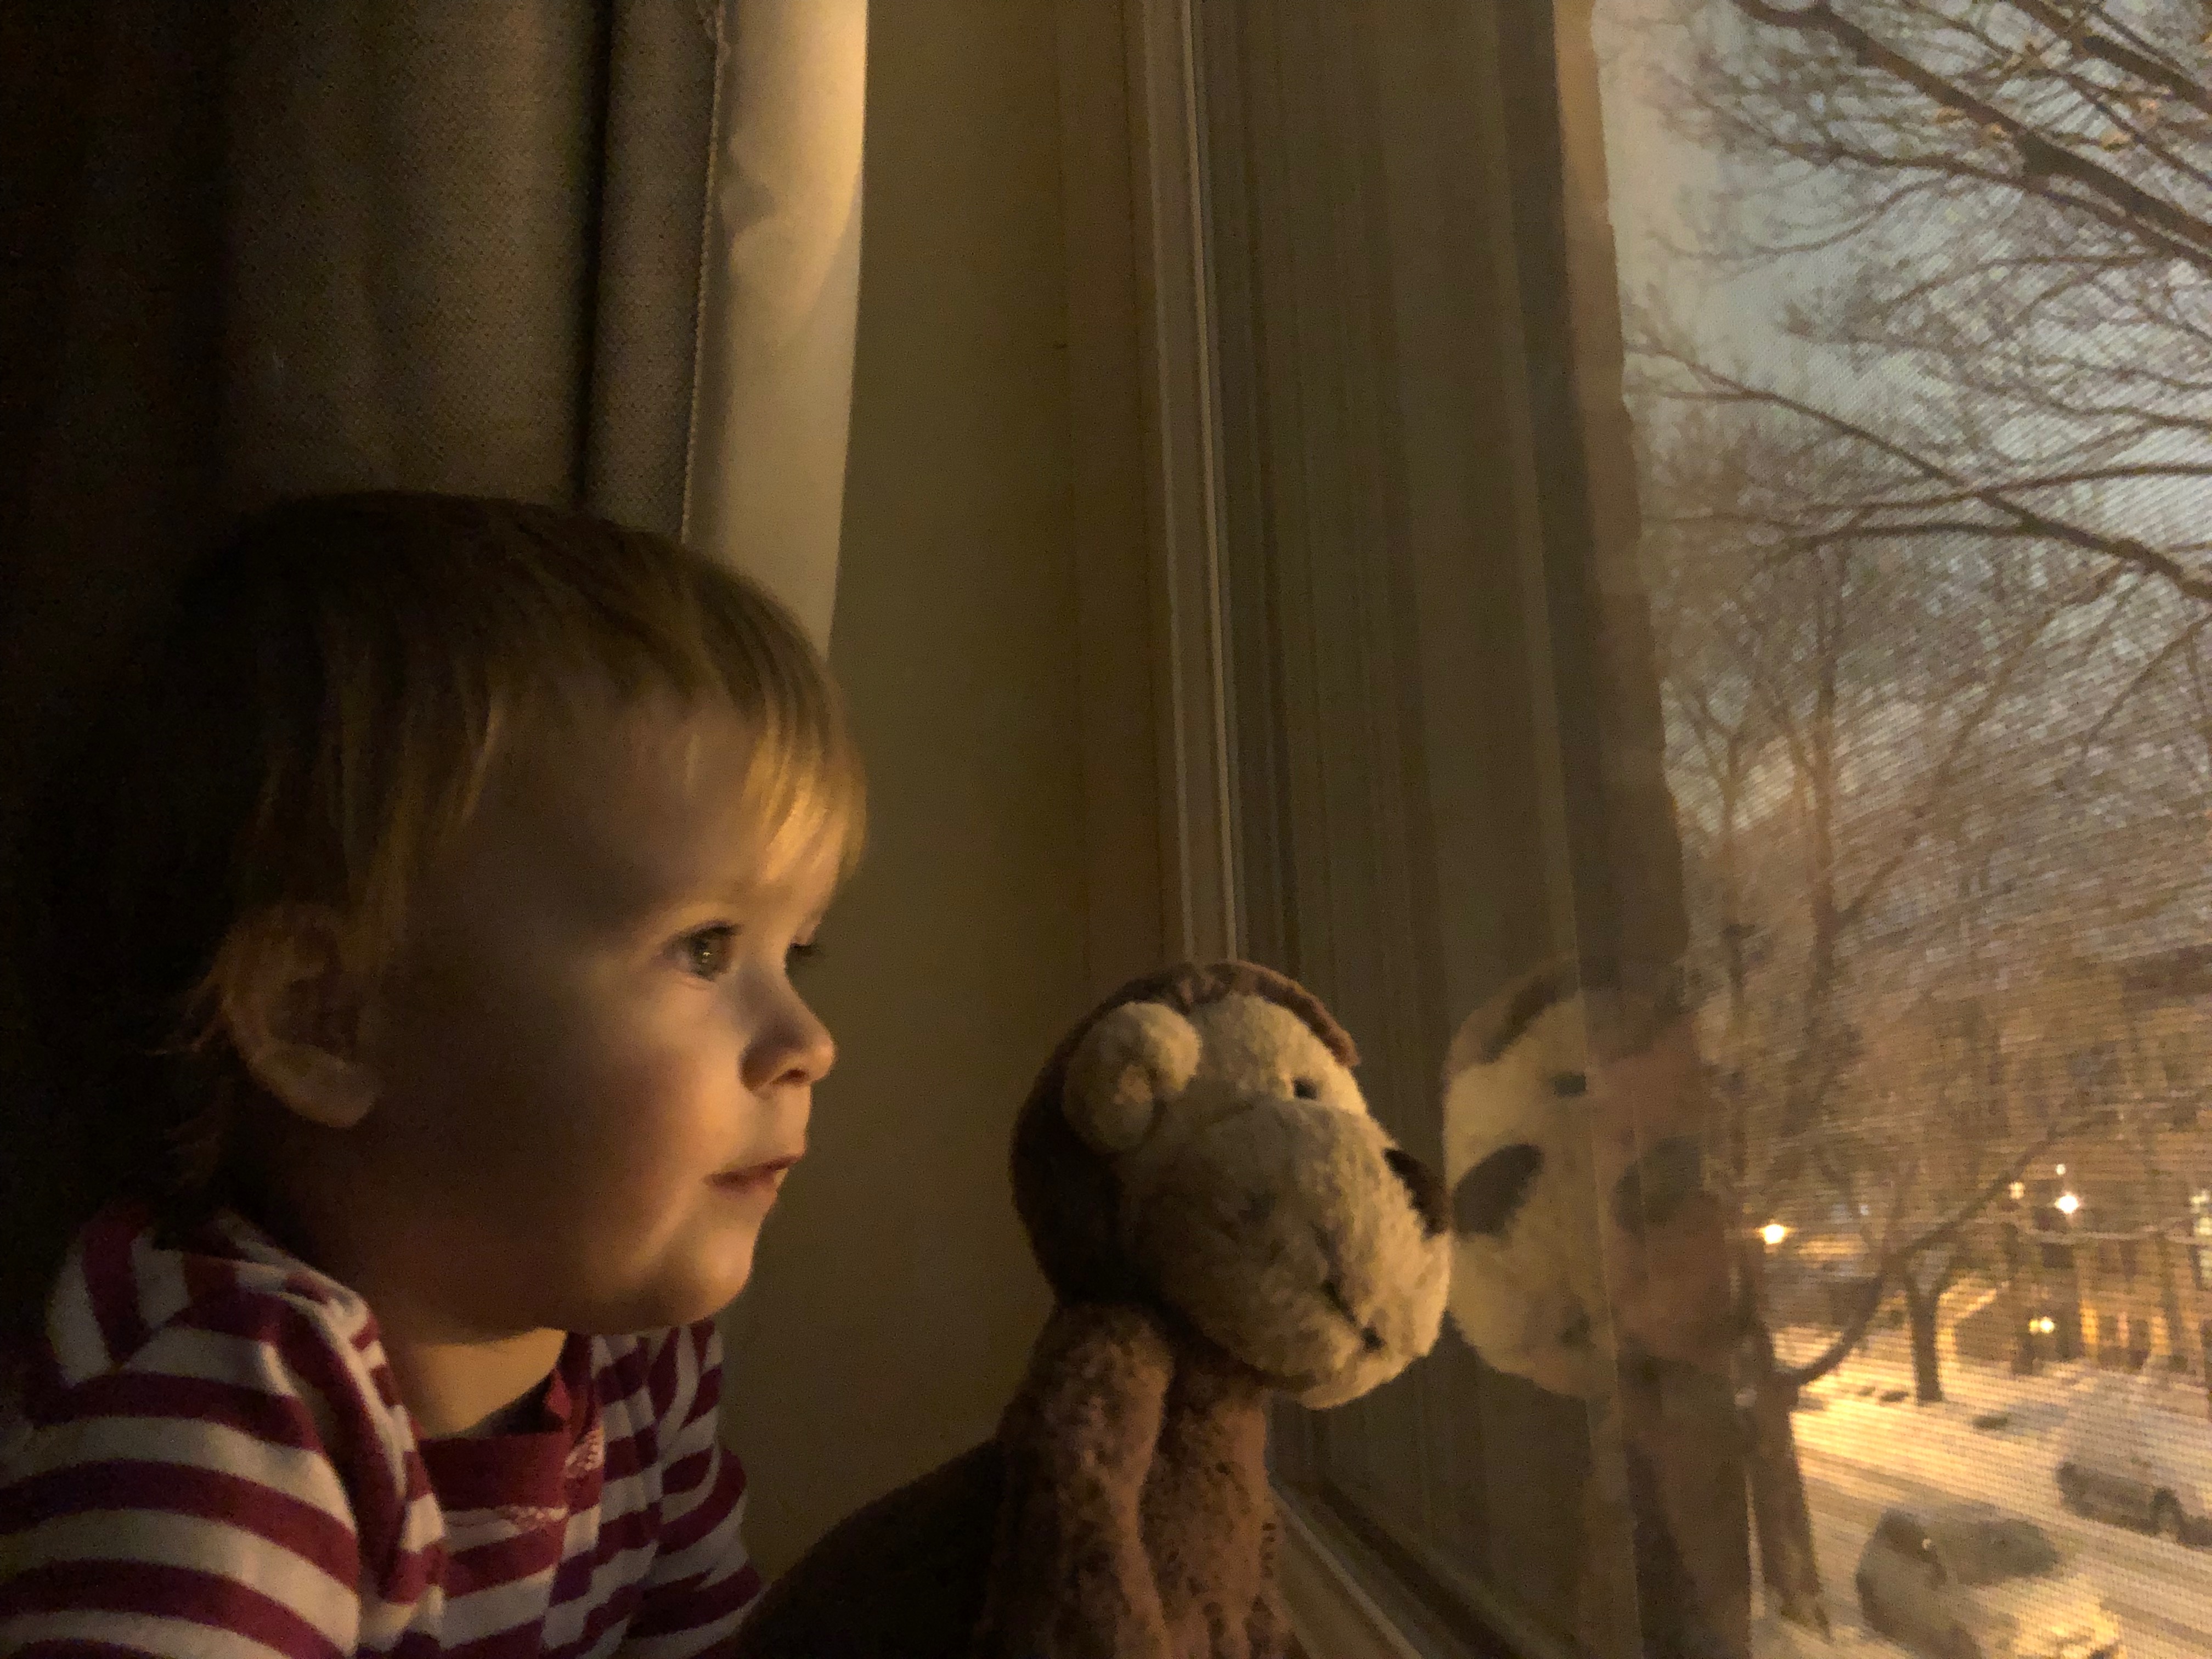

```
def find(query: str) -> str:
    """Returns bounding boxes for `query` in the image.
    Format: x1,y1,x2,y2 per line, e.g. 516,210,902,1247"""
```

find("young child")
0,492,864,1655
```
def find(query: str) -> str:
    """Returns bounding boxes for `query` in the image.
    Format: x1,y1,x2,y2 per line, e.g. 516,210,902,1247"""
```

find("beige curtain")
686,0,868,652
213,0,868,648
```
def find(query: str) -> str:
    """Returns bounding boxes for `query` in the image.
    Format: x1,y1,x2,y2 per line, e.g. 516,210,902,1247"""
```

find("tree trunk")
1743,1359,1829,1634
1737,1276,1829,1635
1905,1279,1944,1404
2004,1223,2040,1376
2157,1232,2189,1372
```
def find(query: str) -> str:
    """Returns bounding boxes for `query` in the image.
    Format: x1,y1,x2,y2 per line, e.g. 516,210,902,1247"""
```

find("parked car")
1855,1503,2122,1658
2056,1373,2212,1545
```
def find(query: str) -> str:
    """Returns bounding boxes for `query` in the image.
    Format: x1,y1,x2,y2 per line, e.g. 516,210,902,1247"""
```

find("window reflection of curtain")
0,0,866,1358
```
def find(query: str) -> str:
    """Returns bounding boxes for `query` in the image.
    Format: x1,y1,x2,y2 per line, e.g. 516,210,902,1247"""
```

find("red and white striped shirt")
0,1200,762,1657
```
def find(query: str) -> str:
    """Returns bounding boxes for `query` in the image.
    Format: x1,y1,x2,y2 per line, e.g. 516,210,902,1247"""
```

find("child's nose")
756,990,836,1090
787,1011,836,1085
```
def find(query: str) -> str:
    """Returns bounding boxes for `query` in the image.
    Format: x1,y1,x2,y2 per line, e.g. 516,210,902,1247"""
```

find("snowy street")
1797,1443,2205,1658
1746,1330,2212,1656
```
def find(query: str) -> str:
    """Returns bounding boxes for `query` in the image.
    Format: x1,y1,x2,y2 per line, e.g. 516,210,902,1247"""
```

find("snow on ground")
1751,1608,1907,1658
1762,1326,2212,1655
1795,1453,2197,1658
1779,1323,2212,1503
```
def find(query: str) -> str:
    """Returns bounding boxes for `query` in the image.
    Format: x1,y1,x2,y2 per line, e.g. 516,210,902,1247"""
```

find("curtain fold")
682,0,868,653
3,1,866,725
221,4,632,516
588,1,724,537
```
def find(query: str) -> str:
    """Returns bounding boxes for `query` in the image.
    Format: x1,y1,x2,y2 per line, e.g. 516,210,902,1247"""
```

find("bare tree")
1611,3,2212,1627
1641,0,2212,600
1642,391,2158,1622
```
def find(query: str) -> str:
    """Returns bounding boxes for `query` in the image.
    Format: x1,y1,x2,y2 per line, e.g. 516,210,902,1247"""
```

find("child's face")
341,692,841,1338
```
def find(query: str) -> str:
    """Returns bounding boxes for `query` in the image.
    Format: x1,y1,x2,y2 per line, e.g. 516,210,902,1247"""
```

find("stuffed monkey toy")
730,961,1452,1658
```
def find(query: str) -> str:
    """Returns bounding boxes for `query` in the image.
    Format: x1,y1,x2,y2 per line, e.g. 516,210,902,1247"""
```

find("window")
1146,0,2212,1654
1873,1514,1926,1559
1934,1516,2068,1586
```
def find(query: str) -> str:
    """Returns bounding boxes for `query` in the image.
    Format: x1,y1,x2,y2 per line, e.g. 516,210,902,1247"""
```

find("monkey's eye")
1292,1077,1320,1100
1550,1071,1588,1098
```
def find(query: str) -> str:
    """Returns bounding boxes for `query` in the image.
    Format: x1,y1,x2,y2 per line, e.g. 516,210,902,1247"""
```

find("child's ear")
219,905,381,1131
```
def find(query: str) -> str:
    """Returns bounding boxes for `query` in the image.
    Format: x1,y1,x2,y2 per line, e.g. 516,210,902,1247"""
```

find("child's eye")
680,925,736,980
678,929,820,981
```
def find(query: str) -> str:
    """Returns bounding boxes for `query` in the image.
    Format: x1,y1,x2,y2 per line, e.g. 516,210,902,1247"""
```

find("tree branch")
1728,0,2212,279
1781,1102,2114,1387
2005,0,2212,122
1646,356,2212,607
2071,614,2212,765
1836,563,2122,934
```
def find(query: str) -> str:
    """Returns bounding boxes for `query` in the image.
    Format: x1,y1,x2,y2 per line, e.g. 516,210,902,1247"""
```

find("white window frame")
1056,0,1238,996
1059,4,1411,1647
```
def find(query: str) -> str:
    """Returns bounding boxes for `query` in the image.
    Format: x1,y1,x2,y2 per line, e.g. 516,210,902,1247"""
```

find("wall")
718,0,1090,1574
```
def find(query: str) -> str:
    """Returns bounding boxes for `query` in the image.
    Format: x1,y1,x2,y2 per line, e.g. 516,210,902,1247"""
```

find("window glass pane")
1602,0,2212,1654
1201,1,2212,1656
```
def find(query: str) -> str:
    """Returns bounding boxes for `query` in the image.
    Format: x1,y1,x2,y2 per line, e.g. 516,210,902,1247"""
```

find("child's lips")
710,1153,803,1191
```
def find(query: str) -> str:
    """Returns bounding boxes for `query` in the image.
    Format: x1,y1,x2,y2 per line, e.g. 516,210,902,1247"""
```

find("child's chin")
582,1245,759,1334
677,1234,763,1321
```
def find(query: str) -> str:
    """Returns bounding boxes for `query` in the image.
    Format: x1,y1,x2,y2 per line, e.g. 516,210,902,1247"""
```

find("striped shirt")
0,1200,763,1656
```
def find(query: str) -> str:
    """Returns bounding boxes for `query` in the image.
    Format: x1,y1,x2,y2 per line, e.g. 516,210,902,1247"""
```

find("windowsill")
1274,1483,1572,1659
1276,1487,1436,1658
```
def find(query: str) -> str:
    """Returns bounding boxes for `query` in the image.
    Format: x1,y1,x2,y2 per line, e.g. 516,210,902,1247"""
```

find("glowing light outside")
1760,1221,1791,1248
2055,1192,2082,1217
2032,1316,2057,1336
2009,1181,2025,1200
2056,1164,2067,1176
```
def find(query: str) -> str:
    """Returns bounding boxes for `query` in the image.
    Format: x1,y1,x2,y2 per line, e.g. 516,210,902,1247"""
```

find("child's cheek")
564,1037,729,1184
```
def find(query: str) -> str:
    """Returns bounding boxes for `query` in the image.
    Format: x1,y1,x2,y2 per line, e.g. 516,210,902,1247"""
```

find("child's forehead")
511,681,743,783
606,698,745,790
484,691,834,899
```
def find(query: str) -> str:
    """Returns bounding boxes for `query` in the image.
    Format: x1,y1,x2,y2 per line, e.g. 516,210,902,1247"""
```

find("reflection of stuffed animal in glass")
1443,959,1748,1659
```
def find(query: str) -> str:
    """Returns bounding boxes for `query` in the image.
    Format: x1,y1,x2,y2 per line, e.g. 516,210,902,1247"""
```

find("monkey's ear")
1062,1001,1200,1153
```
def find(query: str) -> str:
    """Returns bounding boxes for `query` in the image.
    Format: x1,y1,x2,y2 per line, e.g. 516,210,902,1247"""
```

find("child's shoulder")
0,1197,424,1543
53,1199,371,1373
22,1198,724,1415
9,1198,387,1442
7,1198,729,1474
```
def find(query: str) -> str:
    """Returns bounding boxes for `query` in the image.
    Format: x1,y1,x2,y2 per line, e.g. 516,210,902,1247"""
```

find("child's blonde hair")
27,491,864,1239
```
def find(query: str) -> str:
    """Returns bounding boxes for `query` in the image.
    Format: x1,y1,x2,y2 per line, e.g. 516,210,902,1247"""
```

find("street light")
2032,1316,2057,1336
1760,1221,1791,1248
2056,1192,2082,1217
